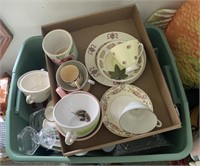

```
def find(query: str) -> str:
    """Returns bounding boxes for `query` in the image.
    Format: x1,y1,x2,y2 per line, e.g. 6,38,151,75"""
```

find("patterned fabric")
0,121,6,148
165,0,200,89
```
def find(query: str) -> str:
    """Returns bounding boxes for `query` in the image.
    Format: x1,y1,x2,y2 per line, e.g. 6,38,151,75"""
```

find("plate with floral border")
100,84,153,137
85,31,135,86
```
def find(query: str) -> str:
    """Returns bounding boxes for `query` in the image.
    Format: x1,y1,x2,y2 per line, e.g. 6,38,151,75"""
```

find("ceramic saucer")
100,84,153,137
96,41,146,83
44,107,54,122
42,119,56,128
47,100,53,107
56,61,93,92
85,31,135,86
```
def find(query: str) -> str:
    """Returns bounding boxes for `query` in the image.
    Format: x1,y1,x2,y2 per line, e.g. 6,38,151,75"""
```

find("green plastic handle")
163,65,181,105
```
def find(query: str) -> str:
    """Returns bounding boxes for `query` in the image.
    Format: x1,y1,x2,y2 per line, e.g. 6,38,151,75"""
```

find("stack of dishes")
85,32,155,137
85,31,147,86
29,105,62,152
42,100,62,152
100,84,154,137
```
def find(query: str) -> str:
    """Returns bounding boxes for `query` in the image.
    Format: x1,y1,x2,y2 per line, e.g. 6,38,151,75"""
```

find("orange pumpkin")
165,0,200,89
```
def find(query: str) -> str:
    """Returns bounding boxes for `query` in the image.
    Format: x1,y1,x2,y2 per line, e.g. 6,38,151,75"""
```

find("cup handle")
26,95,34,104
125,65,140,74
87,79,95,85
138,43,144,58
65,132,77,145
56,87,68,98
74,81,81,89
156,119,162,128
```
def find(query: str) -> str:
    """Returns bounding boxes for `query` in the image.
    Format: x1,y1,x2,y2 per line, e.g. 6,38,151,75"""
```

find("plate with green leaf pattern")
85,31,136,86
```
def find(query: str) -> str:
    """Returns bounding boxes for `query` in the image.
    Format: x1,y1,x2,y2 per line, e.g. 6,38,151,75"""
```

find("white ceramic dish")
96,40,146,83
53,92,100,145
55,109,103,142
17,70,51,104
85,31,135,86
44,106,54,122
100,84,153,137
118,101,162,134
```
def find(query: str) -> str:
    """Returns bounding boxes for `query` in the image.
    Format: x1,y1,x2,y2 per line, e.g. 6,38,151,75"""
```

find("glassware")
29,109,45,131
17,126,57,155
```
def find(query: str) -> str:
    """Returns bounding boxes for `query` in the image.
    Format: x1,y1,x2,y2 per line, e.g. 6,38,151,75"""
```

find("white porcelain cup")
42,29,78,65
110,39,144,74
53,92,100,145
110,100,162,134
17,70,51,104
59,64,83,89
56,60,95,92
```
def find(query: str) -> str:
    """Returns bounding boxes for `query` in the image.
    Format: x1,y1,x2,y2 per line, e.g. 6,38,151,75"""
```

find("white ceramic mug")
110,100,162,134
56,60,95,92
42,29,78,65
17,70,51,104
53,92,100,145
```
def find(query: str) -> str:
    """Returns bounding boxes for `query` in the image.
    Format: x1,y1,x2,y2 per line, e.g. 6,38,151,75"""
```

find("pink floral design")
52,54,75,65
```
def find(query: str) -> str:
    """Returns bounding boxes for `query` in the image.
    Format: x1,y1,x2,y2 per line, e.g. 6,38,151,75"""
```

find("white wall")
0,0,184,76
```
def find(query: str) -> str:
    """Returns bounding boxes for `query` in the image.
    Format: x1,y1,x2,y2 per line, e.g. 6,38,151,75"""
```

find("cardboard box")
41,4,181,156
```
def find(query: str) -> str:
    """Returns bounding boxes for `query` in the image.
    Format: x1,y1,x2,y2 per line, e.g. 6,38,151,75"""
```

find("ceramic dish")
100,84,153,137
96,40,146,83
55,109,103,142
46,100,53,107
85,31,135,86
44,106,54,122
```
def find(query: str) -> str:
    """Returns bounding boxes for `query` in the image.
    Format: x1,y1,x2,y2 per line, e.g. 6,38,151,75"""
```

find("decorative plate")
85,31,135,86
96,40,146,83
100,84,153,137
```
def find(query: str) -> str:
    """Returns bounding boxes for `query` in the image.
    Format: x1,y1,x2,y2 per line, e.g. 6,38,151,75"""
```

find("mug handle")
65,132,77,145
156,119,162,128
56,87,68,98
26,95,34,104
138,43,144,58
87,79,95,85
74,81,81,89
125,65,140,74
